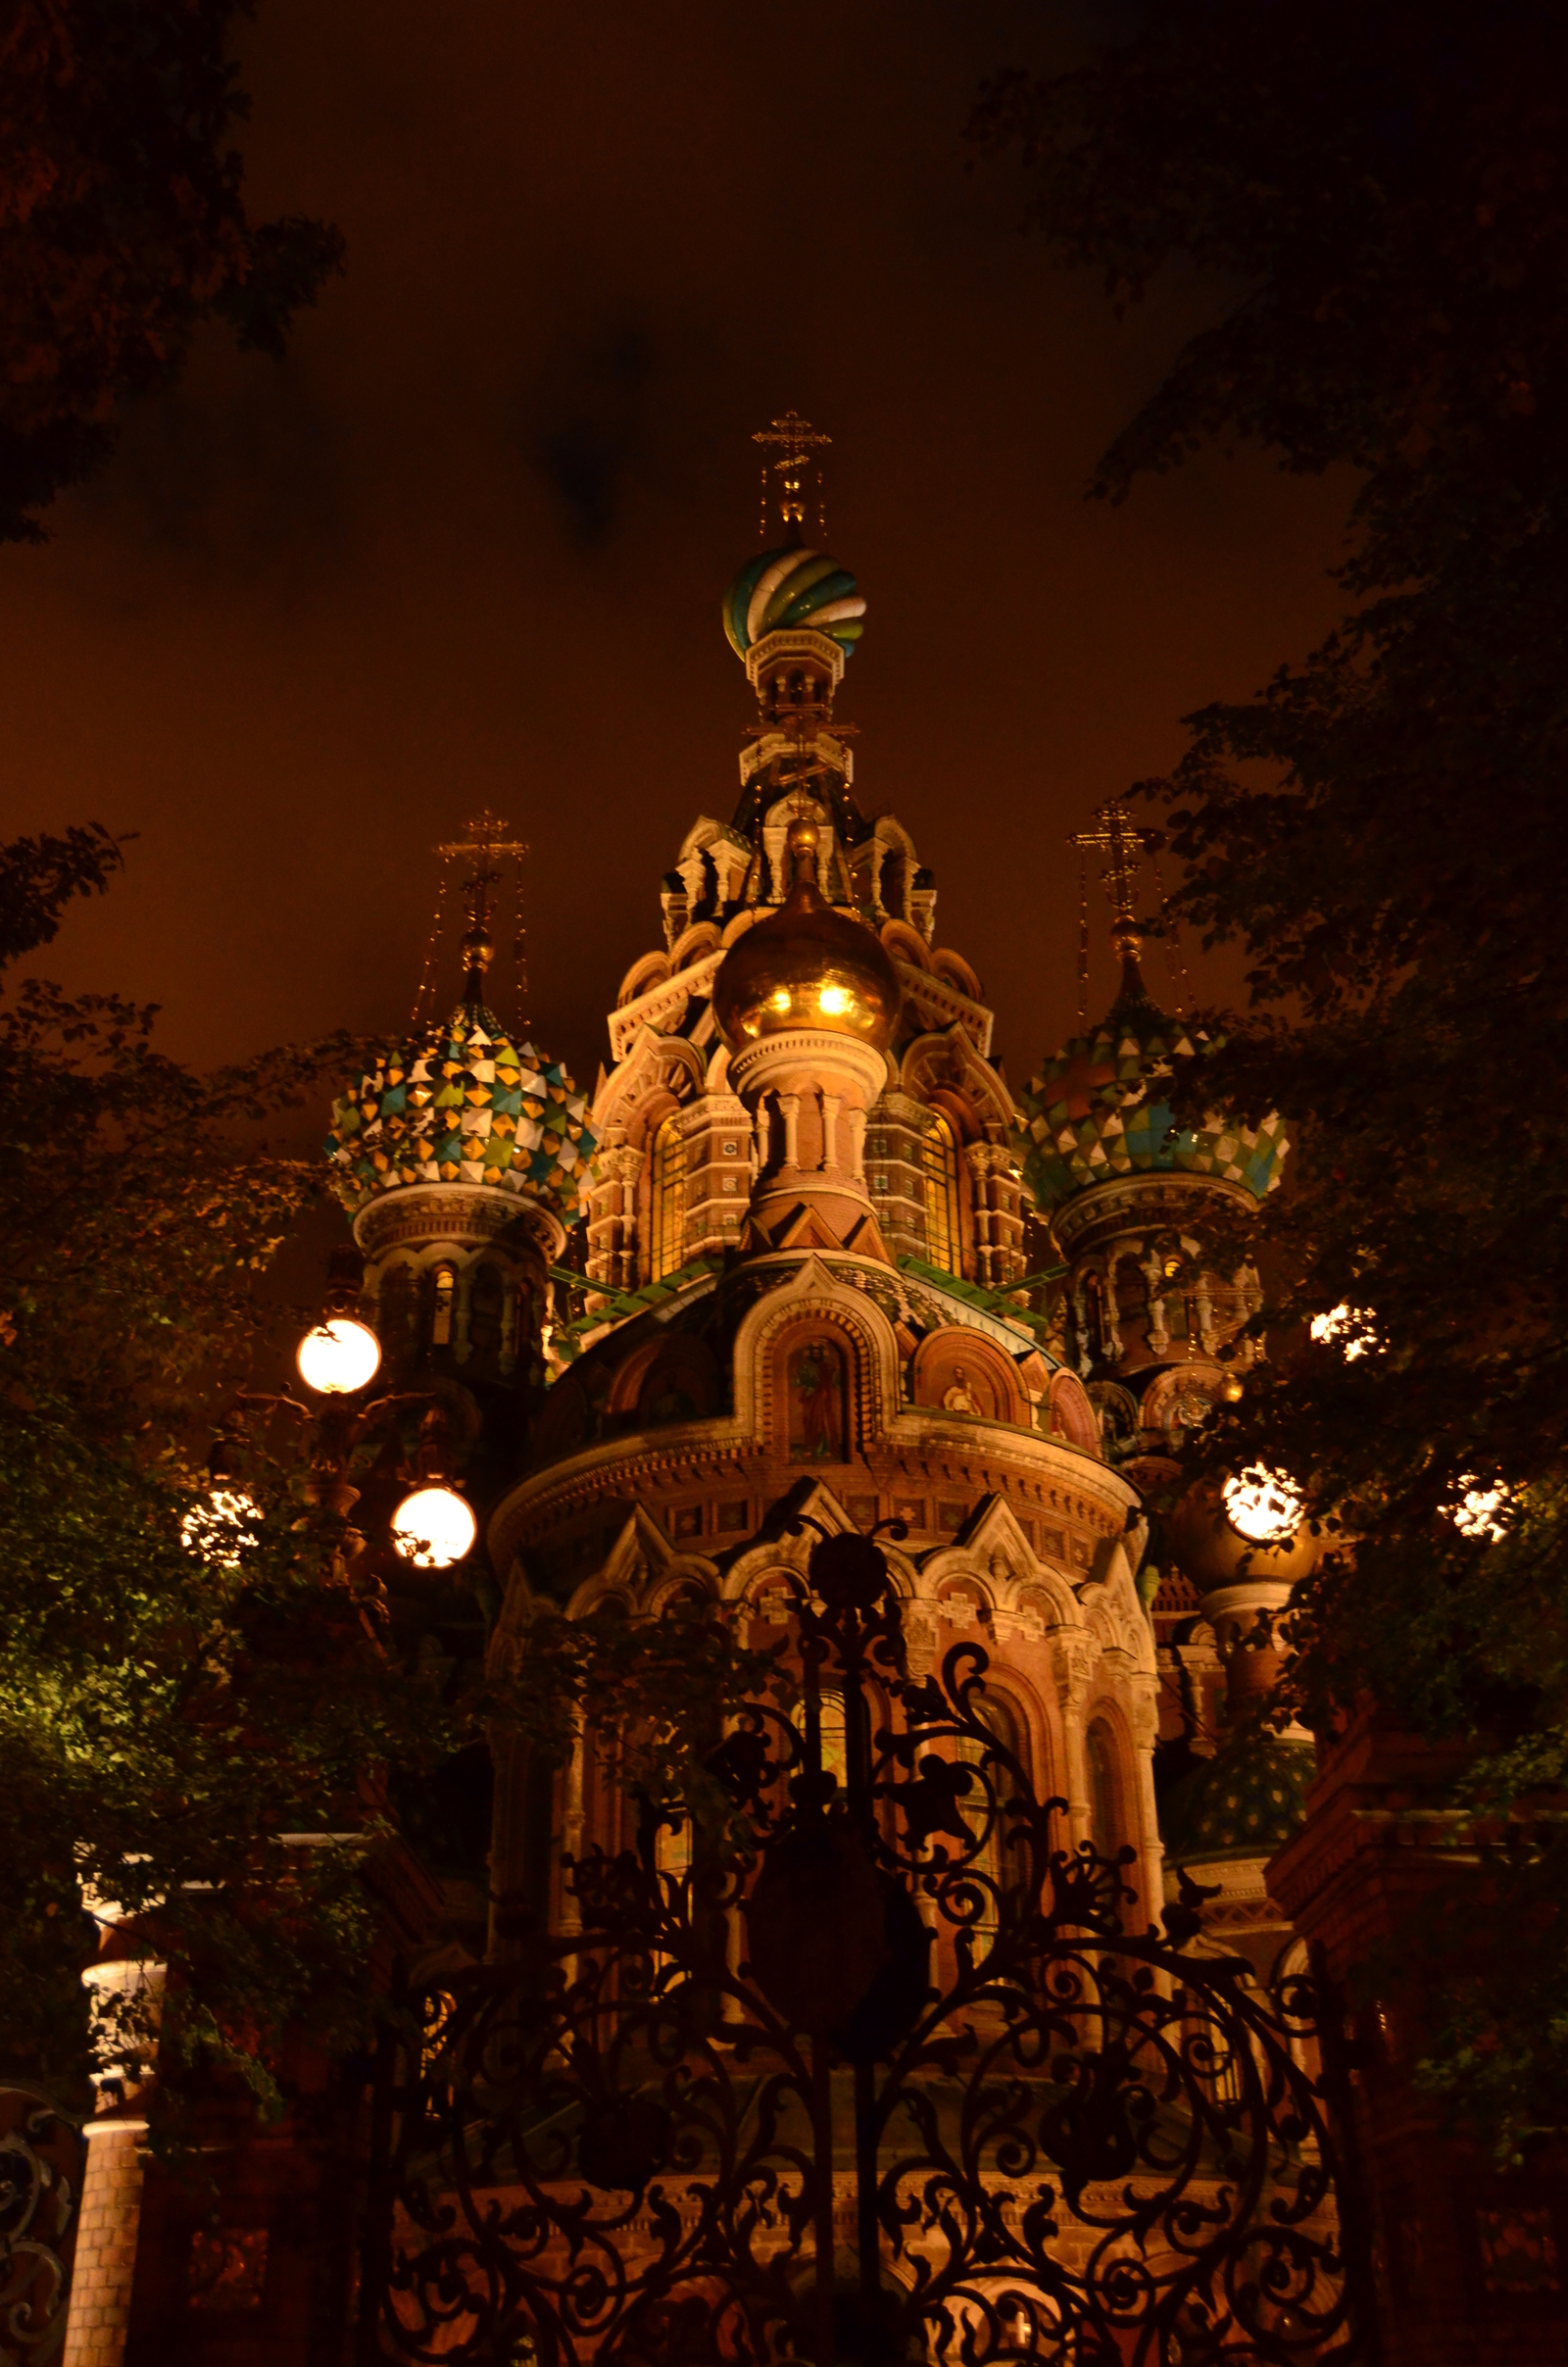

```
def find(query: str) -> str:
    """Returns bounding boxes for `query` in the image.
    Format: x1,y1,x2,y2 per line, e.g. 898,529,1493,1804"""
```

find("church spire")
410,810,530,1023
753,408,832,542
1069,797,1164,1023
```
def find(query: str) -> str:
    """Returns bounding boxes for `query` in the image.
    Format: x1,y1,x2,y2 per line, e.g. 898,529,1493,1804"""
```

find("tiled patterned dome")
1159,1733,1313,1865
723,543,865,659
326,1005,596,1219
1020,981,1289,1213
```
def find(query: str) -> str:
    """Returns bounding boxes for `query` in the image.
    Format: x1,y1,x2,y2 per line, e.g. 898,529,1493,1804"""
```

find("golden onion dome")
711,818,901,1055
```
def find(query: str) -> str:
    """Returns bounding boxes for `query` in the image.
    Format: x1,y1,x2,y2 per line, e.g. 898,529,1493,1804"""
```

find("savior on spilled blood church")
64,423,1345,2367
318,426,1317,1980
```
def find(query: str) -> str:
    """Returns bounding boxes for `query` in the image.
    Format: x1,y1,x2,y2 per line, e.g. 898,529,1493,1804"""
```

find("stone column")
777,1093,802,1172
63,1949,167,2367
1052,1641,1096,1851
817,1091,841,1171
1129,1681,1165,1934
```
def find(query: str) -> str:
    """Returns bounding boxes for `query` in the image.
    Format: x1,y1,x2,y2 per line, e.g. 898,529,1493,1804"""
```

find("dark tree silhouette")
0,0,341,541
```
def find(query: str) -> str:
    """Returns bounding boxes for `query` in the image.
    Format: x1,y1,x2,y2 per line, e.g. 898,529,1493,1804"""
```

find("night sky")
3,1,1350,1131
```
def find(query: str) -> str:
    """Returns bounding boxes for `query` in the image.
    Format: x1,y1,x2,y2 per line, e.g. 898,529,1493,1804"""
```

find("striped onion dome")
1019,982,1290,1212
723,543,866,659
325,1005,596,1220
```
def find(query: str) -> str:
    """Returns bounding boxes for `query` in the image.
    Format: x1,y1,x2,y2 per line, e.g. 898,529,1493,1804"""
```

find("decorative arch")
930,947,983,1001
880,916,930,970
899,1029,1015,1145
668,920,723,971
616,950,671,1008
605,1336,663,1417
591,1026,705,1151
1048,1369,1102,1456
636,1336,722,1427
910,1328,1030,1427
733,1264,899,1465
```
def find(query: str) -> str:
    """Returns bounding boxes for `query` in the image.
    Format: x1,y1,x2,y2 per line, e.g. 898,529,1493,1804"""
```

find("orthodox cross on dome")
1068,796,1189,1024
753,409,831,539
412,810,531,1024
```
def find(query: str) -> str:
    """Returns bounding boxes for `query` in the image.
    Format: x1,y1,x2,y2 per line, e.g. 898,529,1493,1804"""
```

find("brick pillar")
62,2122,148,2367
63,1930,165,2367
1271,1712,1568,2366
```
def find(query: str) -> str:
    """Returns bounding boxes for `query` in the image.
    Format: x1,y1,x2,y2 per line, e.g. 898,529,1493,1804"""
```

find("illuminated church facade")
64,429,1322,2367
310,425,1314,1989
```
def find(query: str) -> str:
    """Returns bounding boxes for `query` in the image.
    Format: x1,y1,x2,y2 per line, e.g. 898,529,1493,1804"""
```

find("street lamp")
297,1316,382,1396
390,1485,478,1570
181,1487,262,1568
1222,1464,1304,1544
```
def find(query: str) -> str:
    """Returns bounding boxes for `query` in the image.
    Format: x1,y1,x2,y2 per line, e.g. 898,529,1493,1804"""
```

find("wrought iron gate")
359,1524,1368,2367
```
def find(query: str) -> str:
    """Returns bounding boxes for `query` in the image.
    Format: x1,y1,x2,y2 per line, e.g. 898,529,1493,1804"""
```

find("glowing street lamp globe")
296,1317,381,1396
1223,1464,1304,1544
1451,1476,1515,1542
181,1488,262,1568
391,1485,477,1570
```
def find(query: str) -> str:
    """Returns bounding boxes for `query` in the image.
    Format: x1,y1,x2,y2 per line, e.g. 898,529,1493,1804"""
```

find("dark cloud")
531,321,661,548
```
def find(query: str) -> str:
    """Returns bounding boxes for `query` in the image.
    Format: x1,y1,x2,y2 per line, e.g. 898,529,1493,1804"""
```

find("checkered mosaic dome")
325,1006,596,1220
1019,1001,1290,1212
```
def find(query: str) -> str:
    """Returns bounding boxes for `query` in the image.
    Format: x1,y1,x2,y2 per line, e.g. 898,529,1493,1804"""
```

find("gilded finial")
412,810,531,1022
753,409,831,543
1069,797,1157,1023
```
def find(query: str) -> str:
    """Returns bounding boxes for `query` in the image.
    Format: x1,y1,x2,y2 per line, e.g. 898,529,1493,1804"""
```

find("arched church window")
430,1262,456,1348
791,1685,850,1796
921,1111,960,1274
955,1695,1021,1942
650,1112,685,1281
468,1261,505,1358
1086,1717,1121,1856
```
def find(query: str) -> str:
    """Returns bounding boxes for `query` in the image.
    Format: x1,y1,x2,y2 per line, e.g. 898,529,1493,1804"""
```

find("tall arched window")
430,1261,456,1348
1086,1717,1121,1856
650,1112,685,1281
921,1111,960,1273
955,1696,1020,1944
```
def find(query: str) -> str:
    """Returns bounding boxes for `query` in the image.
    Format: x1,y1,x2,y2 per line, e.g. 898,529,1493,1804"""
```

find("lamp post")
204,1300,479,1593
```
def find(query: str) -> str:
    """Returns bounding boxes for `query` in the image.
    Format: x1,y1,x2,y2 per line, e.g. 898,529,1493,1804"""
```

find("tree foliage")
0,829,444,2128
0,0,342,542
974,1,1568,2145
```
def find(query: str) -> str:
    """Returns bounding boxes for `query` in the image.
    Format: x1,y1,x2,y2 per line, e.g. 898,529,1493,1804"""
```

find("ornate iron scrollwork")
360,1524,1363,2366
0,2085,83,2367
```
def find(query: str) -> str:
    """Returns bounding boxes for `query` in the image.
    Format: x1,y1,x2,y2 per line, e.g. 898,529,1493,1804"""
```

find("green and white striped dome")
723,544,866,659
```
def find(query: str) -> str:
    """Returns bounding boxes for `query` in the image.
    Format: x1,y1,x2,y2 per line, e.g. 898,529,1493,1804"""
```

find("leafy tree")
973,1,1568,2145
0,0,342,542
0,827,442,2129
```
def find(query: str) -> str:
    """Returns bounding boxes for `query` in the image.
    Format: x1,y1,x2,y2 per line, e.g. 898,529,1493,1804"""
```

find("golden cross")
1068,798,1150,924
437,809,529,935
753,410,831,529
